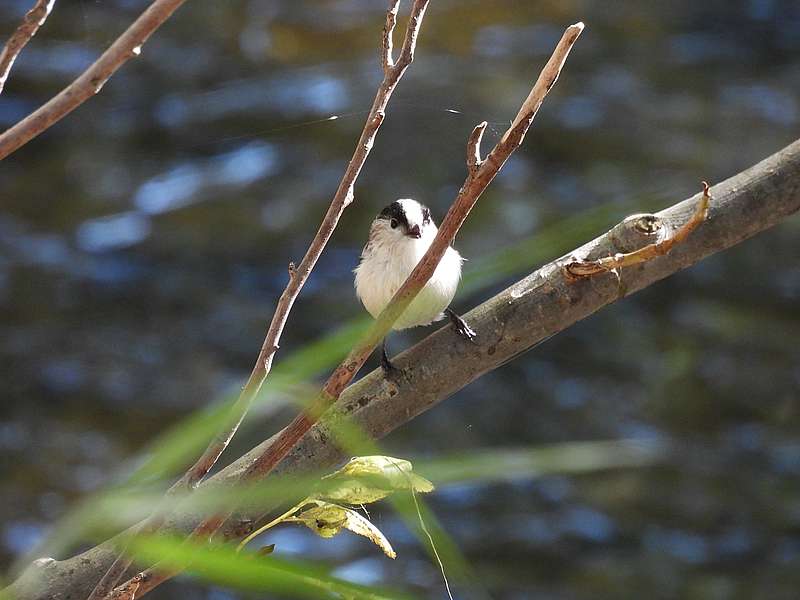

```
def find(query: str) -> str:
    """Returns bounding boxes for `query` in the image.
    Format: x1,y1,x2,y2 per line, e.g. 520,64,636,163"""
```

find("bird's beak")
407,224,421,238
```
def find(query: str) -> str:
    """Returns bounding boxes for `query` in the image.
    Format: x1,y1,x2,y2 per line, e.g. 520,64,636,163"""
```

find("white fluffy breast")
354,219,462,330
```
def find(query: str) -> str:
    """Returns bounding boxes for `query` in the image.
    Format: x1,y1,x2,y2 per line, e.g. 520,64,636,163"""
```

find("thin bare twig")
98,1,432,599
0,0,56,95
564,181,711,277
167,0,427,521
107,20,585,599
0,0,189,160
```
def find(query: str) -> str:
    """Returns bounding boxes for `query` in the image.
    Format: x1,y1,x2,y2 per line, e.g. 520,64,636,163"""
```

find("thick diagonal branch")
8,136,799,600
197,140,800,540
0,0,56,95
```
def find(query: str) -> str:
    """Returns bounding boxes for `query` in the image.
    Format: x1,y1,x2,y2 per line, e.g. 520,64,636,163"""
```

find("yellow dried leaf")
340,505,396,559
318,456,434,505
288,502,348,538
318,478,392,505
287,501,396,559
334,456,413,482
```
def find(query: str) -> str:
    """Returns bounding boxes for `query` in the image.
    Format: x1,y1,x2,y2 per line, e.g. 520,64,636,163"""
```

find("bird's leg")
445,308,476,342
380,338,401,378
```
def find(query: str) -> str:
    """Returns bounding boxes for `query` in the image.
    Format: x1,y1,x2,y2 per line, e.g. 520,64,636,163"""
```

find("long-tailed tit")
354,198,475,374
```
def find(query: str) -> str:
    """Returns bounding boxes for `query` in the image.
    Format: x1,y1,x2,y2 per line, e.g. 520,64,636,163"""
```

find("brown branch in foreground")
106,20,585,599
0,0,189,160
8,134,800,600
564,181,711,277
92,2,433,599
0,0,56,95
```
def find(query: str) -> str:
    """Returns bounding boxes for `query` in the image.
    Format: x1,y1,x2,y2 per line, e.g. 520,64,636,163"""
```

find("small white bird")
354,198,475,374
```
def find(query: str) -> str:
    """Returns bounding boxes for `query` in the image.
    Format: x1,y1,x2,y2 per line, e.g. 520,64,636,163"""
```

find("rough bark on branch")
9,137,799,600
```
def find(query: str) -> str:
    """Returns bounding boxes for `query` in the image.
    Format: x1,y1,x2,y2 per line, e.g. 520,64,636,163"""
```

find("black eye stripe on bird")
378,201,409,228
354,198,477,376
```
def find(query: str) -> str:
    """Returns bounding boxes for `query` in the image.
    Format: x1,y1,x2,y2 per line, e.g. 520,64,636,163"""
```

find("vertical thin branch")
107,20,585,600
96,2,431,599
171,0,429,508
0,0,189,160
0,0,56,95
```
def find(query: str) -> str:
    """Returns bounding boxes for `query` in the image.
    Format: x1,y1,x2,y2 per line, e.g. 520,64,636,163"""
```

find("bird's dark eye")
390,218,398,229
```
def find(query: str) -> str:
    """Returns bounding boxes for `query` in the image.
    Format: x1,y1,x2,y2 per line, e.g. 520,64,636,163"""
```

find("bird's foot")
381,344,403,379
445,308,476,342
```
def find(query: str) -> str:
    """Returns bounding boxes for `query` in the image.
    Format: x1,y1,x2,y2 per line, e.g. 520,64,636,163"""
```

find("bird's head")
373,198,435,242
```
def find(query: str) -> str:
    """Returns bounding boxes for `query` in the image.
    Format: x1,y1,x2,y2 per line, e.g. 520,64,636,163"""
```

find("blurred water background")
1,0,799,598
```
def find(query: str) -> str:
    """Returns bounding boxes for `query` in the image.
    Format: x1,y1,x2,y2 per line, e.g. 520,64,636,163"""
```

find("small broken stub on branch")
564,181,711,279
